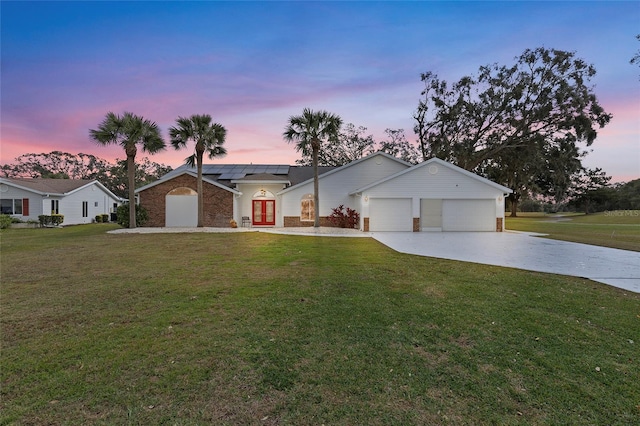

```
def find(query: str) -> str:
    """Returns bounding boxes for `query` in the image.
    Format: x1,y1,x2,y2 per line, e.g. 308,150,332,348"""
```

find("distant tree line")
0,151,172,199
517,178,640,214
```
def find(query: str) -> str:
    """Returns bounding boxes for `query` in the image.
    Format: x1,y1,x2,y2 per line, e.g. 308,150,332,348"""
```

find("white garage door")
442,199,495,231
166,188,197,227
369,198,412,231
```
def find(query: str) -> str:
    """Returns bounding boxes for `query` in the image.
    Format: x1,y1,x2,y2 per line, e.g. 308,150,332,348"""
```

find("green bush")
95,215,103,223
0,214,12,229
116,203,148,228
38,215,65,227
101,214,109,223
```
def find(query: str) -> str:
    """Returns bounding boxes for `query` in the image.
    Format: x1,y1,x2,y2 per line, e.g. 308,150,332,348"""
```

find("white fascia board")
277,151,411,196
64,180,122,201
349,157,513,195
135,171,241,195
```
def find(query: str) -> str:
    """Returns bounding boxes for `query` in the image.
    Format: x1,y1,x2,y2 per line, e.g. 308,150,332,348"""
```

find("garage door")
442,199,495,231
166,188,197,227
369,198,412,231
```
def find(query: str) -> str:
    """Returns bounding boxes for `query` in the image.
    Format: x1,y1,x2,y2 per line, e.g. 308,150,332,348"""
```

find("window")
0,198,26,215
1,199,13,214
51,200,59,215
82,201,88,218
301,194,314,221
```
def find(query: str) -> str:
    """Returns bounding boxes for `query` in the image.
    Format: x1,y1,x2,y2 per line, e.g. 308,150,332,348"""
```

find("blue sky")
2,1,639,182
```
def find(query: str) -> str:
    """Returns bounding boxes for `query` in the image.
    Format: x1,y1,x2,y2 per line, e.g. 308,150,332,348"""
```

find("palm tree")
169,114,227,227
90,112,165,228
283,108,342,227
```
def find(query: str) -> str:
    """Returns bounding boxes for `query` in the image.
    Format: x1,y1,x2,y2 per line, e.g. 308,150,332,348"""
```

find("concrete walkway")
371,231,640,293
109,227,640,293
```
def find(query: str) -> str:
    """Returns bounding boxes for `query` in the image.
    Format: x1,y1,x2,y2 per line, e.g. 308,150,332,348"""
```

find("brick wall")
284,216,333,227
413,218,420,232
496,217,503,232
139,174,233,227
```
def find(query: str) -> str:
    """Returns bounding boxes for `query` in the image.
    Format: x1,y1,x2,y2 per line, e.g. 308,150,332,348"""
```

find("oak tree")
414,47,612,215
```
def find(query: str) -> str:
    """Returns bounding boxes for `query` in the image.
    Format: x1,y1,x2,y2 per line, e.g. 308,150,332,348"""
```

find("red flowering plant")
328,204,360,229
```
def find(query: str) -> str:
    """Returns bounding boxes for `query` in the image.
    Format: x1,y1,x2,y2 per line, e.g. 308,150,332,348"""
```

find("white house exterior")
0,178,122,225
349,157,512,232
137,152,512,232
277,152,411,227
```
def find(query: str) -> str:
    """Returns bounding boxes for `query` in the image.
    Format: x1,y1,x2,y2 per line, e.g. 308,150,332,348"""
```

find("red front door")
253,200,275,226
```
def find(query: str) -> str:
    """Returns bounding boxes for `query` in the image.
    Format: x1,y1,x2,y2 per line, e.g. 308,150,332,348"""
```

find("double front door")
253,200,275,226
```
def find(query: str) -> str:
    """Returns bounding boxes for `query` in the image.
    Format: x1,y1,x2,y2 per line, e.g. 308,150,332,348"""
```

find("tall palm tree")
169,114,227,227
90,112,165,228
283,108,342,227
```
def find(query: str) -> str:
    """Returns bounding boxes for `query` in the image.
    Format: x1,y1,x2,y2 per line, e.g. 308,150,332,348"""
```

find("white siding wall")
0,186,43,221
59,185,119,225
362,163,504,200
280,154,409,219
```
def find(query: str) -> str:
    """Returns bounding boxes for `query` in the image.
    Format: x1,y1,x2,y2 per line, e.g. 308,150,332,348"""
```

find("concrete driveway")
371,231,640,293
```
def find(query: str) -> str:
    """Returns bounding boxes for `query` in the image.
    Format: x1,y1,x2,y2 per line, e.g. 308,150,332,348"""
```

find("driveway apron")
371,232,640,293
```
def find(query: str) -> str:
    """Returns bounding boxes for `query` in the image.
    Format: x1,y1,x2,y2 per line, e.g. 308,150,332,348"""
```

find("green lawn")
2,225,639,425
506,211,640,251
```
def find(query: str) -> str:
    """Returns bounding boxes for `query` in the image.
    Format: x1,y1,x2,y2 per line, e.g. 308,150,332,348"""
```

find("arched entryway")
166,187,197,227
252,190,275,226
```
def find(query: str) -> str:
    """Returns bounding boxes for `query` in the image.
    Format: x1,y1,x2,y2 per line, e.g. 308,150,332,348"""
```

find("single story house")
0,178,122,225
137,152,512,232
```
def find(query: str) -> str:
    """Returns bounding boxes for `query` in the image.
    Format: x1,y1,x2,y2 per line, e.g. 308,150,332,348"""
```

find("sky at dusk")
2,1,639,183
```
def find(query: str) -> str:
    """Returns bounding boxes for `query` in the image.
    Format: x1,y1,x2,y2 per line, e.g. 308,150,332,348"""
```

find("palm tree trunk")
197,150,204,228
127,154,137,228
313,144,320,228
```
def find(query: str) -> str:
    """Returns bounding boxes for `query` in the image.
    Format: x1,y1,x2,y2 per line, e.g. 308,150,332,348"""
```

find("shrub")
0,214,12,229
328,204,360,229
95,215,103,223
38,215,65,227
116,203,148,228
51,214,64,226
101,214,109,223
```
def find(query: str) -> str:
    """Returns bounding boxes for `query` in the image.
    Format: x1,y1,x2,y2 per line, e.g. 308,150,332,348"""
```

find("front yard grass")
507,211,640,251
1,225,639,425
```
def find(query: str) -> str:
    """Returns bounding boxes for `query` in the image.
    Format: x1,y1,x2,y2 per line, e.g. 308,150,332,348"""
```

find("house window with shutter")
0,198,27,215
82,201,88,218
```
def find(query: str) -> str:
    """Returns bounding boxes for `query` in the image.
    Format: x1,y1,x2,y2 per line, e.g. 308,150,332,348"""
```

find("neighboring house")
136,152,513,232
0,178,122,225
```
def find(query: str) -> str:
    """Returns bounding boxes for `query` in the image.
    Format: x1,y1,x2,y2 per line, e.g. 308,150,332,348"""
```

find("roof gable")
135,170,241,194
350,157,513,194
0,177,121,199
278,151,412,195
